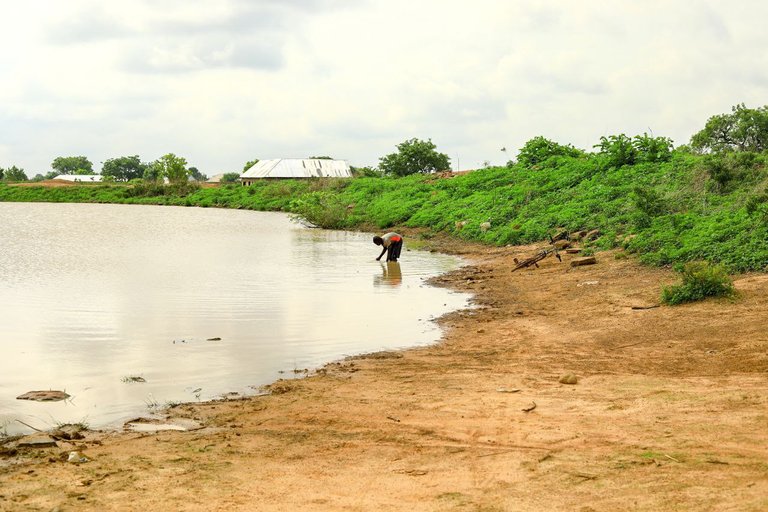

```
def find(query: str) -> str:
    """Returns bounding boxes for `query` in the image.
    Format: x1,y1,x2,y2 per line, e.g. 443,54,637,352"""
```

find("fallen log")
570,256,597,267
512,248,561,272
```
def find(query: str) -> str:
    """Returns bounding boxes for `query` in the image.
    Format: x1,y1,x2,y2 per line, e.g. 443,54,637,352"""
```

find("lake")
0,202,470,435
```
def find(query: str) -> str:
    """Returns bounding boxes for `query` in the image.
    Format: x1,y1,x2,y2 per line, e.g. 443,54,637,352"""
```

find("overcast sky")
1,0,766,175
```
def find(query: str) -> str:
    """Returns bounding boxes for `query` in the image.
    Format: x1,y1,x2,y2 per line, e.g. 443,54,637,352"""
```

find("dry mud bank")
1,240,767,511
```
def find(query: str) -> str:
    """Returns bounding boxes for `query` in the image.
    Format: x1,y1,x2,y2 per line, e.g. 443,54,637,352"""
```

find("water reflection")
0,203,470,434
374,261,403,287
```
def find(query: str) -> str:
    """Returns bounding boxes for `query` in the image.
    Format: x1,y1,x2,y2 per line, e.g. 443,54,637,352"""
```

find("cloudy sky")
1,0,766,175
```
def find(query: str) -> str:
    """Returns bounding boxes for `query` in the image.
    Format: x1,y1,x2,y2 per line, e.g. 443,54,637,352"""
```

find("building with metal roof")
53,174,103,182
240,159,351,185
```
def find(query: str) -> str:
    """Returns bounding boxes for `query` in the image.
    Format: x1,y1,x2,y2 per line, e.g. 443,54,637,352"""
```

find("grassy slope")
2,150,767,272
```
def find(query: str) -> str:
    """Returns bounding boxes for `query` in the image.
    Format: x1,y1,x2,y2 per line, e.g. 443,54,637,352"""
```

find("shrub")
289,191,349,229
514,136,584,167
661,261,735,305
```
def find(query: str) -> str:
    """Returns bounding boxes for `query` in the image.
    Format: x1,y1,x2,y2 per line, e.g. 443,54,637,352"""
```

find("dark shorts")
387,239,403,261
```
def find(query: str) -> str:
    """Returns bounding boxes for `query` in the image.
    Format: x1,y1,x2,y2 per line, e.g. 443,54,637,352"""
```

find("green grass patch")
661,261,736,305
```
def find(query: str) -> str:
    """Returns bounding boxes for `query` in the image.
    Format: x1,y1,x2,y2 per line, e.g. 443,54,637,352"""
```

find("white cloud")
0,0,767,174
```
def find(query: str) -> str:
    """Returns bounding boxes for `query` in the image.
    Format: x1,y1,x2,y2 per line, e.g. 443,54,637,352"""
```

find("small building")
206,173,226,183
53,174,103,183
240,159,351,185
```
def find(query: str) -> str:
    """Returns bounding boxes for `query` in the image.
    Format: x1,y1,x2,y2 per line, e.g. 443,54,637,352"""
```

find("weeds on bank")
661,261,736,305
121,375,146,383
2,146,767,274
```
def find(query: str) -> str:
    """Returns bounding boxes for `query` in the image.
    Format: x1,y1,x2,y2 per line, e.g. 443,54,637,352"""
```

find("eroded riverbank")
2,237,767,511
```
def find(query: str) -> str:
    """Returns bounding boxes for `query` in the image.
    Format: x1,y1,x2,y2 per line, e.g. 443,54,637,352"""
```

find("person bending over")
373,232,403,262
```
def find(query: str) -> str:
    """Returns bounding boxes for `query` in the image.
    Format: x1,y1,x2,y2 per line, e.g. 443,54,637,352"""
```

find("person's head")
373,236,383,246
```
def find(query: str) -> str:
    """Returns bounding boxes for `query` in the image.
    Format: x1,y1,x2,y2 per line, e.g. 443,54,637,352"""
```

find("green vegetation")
379,138,451,176
661,261,736,305
513,136,584,167
102,155,149,181
51,155,93,175
2,104,767,283
691,103,768,153
0,165,28,182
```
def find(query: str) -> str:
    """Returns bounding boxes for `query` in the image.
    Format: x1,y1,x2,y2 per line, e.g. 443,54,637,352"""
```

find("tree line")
2,104,767,184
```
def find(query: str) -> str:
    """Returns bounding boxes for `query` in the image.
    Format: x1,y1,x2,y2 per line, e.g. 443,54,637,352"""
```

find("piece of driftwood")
570,256,597,267
512,249,561,272
549,230,570,243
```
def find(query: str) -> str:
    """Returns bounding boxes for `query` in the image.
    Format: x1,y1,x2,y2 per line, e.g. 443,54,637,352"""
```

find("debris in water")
16,390,70,402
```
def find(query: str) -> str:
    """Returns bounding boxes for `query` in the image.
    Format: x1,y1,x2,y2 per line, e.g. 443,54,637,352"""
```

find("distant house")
240,159,351,185
53,174,103,183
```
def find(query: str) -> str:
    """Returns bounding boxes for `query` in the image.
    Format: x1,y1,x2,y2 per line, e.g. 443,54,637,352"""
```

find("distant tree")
243,159,259,171
691,103,768,153
220,172,241,184
153,153,189,184
379,138,451,176
0,167,4,180
31,173,46,182
102,155,148,181
350,165,382,177
514,136,584,167
188,167,207,181
308,156,333,160
51,156,93,175
3,165,28,182
143,164,163,182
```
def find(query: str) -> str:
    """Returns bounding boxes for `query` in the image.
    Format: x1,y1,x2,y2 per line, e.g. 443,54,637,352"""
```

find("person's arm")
376,246,387,260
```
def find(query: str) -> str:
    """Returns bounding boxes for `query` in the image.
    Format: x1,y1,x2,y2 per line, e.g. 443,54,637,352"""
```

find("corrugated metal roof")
241,159,351,179
54,174,103,182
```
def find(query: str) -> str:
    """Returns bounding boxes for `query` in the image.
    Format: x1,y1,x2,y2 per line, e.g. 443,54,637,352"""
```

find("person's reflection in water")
373,261,403,287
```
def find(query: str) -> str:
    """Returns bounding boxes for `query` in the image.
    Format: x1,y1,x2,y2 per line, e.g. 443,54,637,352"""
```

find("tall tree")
153,153,189,184
378,138,451,176
3,166,28,182
188,167,207,181
691,103,768,153
51,156,93,175
101,155,148,181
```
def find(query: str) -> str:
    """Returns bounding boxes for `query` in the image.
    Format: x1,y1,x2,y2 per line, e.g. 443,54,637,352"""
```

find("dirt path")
2,241,767,511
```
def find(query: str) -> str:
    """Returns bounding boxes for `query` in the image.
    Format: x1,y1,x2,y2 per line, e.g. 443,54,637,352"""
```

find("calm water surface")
0,203,469,435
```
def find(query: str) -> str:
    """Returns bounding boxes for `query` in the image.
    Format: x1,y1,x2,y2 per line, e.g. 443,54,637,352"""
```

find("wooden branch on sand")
512,249,561,272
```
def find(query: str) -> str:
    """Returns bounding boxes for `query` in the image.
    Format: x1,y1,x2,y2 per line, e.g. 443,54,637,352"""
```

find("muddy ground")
1,239,767,511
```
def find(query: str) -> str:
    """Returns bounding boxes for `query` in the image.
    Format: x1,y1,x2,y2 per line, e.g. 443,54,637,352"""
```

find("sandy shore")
1,239,767,511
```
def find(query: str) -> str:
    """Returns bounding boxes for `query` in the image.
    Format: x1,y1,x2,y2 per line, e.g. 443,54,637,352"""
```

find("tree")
153,153,189,184
143,164,163,182
691,103,768,153
188,167,207,181
51,156,93,175
350,165,382,177
378,138,451,176
515,136,584,167
220,172,241,184
308,156,333,160
3,165,28,182
101,155,148,181
243,159,259,172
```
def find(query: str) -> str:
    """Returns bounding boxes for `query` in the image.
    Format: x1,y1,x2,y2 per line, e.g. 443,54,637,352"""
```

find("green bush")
289,191,349,229
661,261,735,305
